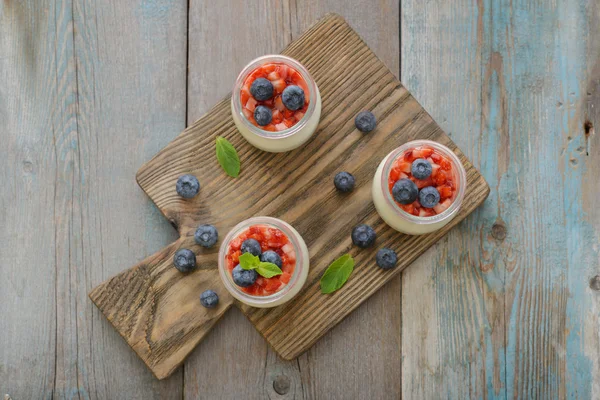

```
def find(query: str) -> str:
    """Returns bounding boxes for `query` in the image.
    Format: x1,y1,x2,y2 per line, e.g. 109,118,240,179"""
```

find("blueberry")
376,248,397,270
354,111,376,133
392,178,418,205
419,186,441,208
241,238,262,256
173,249,196,273
250,77,274,101
176,174,200,199
351,224,376,248
254,105,272,126
259,250,282,268
232,265,257,287
411,158,433,180
334,171,355,193
200,290,219,308
194,224,218,248
281,85,305,111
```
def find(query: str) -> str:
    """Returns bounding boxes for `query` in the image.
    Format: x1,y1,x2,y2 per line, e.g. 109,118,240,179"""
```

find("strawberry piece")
283,118,296,128
389,167,401,182
430,153,442,163
263,124,277,132
241,87,251,105
242,108,253,120
431,163,441,177
275,122,287,131
440,158,452,171
246,97,257,112
263,64,277,73
272,109,283,124
412,149,424,158
419,208,436,217
280,272,291,284
294,111,305,121
274,96,285,111
420,147,434,157
433,199,453,214
403,150,415,162
434,172,447,185
279,65,290,79
262,98,274,107
399,161,412,173
267,71,280,81
271,79,286,93
400,203,414,214
437,185,453,199
283,109,294,119
414,176,433,189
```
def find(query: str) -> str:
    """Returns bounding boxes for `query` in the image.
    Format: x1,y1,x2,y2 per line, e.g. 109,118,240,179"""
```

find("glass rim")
218,216,306,305
380,140,467,224
232,55,317,140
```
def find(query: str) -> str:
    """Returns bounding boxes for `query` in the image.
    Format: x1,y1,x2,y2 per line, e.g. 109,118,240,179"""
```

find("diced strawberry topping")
241,62,310,130
388,145,459,216
226,224,295,297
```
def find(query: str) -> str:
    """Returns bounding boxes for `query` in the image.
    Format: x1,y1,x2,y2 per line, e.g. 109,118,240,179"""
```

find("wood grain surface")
2,1,598,399
401,0,600,398
89,14,489,381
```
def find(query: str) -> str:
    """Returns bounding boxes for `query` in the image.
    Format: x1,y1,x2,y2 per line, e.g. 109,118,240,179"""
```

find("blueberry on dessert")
392,178,418,205
241,238,262,257
232,264,258,287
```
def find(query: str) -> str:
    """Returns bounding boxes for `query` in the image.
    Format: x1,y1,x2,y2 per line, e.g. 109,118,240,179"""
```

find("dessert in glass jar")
218,216,309,308
372,140,467,235
231,55,322,152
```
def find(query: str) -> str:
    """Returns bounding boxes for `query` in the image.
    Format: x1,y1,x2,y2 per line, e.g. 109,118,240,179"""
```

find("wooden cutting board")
89,14,490,380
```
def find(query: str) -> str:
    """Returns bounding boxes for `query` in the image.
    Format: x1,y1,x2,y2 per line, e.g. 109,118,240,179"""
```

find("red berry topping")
388,145,459,216
225,225,296,296
241,63,310,131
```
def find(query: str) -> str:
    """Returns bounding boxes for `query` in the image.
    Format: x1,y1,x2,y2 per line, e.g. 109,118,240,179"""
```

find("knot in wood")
590,275,600,291
273,374,291,395
491,223,507,240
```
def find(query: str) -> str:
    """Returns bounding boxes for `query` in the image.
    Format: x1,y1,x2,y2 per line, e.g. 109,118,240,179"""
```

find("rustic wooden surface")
89,13,489,381
1,2,598,400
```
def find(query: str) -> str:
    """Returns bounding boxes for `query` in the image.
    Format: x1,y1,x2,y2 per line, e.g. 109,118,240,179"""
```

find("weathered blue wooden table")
1,1,597,398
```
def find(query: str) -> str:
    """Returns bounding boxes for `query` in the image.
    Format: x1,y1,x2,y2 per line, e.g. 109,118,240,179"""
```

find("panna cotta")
231,55,321,152
218,216,309,308
372,140,467,235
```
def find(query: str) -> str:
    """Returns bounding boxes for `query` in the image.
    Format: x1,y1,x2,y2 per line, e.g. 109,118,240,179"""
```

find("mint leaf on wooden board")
238,252,283,278
320,254,355,294
256,262,283,278
216,136,240,177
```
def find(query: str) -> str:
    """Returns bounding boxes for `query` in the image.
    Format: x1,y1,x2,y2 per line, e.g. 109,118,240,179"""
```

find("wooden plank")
0,0,186,398
291,3,402,400
0,1,60,398
183,1,290,397
401,0,600,398
69,0,188,397
90,13,489,382
184,4,401,398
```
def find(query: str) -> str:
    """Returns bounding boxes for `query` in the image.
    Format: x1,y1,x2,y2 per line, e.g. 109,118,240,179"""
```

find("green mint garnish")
320,254,355,294
238,252,282,278
216,136,240,178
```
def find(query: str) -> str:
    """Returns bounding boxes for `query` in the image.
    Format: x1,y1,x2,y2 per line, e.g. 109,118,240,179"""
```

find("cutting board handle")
89,237,234,379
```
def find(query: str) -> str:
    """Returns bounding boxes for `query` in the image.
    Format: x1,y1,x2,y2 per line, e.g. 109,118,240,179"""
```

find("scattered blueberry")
281,85,305,111
376,248,397,270
334,171,355,193
173,249,196,273
232,264,258,287
392,178,418,205
176,174,200,199
351,224,376,248
419,186,441,208
194,224,218,248
254,105,272,126
200,290,219,308
411,158,433,180
250,77,274,101
260,250,282,268
241,238,262,256
354,111,376,133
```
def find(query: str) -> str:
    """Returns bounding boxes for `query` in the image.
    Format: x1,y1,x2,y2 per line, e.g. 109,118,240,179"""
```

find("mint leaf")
256,262,283,278
320,254,355,294
216,136,240,178
239,252,259,270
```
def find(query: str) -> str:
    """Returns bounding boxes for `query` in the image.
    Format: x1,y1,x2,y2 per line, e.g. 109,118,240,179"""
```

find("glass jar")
231,55,322,153
372,140,467,235
218,216,310,308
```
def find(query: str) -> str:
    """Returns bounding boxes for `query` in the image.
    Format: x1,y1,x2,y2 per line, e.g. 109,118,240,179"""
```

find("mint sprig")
239,252,282,278
216,136,240,177
320,254,355,294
